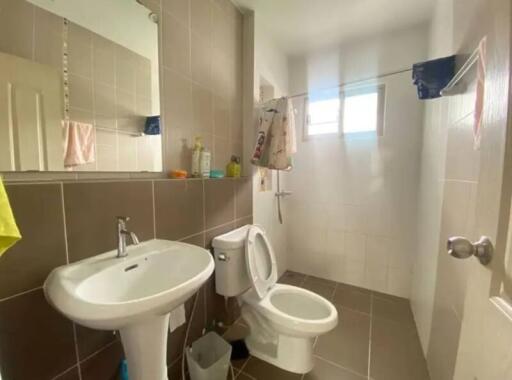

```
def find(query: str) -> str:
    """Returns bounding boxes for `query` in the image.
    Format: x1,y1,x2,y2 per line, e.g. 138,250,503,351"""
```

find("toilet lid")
245,225,278,299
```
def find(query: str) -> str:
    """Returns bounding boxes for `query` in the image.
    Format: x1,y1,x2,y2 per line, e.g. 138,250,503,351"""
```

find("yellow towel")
0,177,21,256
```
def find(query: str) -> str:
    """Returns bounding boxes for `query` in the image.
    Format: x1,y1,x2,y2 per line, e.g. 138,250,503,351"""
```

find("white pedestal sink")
44,239,215,380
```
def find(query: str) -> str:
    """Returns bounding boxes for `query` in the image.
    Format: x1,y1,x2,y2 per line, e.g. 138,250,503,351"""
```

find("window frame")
303,84,386,140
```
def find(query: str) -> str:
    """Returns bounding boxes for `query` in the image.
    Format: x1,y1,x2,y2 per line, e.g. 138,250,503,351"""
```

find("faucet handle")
116,216,130,229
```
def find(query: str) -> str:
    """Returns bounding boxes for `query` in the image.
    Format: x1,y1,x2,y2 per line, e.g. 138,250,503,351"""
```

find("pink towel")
474,37,487,149
62,120,96,167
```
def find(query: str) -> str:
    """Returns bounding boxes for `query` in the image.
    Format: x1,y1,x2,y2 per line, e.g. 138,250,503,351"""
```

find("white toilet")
212,225,338,374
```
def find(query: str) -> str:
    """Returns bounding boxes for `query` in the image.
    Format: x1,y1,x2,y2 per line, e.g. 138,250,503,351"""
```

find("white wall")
410,0,453,354
243,11,290,276
286,26,428,297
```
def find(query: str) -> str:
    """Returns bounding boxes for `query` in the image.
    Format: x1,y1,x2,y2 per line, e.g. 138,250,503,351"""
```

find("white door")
0,52,64,171
452,1,512,379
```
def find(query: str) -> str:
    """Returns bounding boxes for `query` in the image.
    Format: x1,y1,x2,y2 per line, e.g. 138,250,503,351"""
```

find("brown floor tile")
242,357,302,380
305,357,367,380
278,271,306,286
314,306,370,377
305,275,337,288
236,371,256,379
372,293,415,326
223,322,251,369
332,283,372,314
301,280,336,300
370,316,429,380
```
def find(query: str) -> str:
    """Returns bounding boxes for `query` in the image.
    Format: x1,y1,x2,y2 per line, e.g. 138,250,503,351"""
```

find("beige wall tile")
162,0,190,23
34,7,63,70
68,23,93,78
0,0,34,60
235,177,252,218
94,82,116,118
213,94,230,138
118,134,139,171
92,35,116,86
191,32,212,89
68,74,94,112
115,46,137,94
192,83,213,135
191,0,212,38
162,11,191,76
213,135,231,168
162,67,193,130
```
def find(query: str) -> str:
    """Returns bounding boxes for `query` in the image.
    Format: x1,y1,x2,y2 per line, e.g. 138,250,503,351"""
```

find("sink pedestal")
120,313,171,380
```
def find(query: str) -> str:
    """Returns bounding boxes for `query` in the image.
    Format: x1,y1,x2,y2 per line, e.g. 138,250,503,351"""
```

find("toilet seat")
242,283,338,337
245,225,278,299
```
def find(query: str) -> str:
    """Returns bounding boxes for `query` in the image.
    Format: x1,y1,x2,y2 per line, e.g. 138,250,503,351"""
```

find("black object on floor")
230,339,250,361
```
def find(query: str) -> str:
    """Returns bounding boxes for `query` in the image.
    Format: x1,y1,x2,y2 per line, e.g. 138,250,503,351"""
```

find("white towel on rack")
62,120,96,167
251,97,297,170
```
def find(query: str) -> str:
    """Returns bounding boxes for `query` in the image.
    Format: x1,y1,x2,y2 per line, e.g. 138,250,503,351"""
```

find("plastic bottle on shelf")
191,137,203,177
200,149,211,178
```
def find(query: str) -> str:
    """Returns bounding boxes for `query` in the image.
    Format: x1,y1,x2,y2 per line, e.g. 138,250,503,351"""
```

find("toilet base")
244,327,315,374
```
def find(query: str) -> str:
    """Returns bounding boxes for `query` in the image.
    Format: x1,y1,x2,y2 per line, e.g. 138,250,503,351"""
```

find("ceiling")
234,0,434,56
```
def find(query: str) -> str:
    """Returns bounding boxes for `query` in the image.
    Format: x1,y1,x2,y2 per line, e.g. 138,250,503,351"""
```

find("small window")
306,97,340,136
304,85,385,139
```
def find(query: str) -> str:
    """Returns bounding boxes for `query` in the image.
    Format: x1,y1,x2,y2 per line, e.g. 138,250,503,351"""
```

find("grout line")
237,356,250,375
367,294,374,380
60,183,70,265
151,180,157,239
71,323,83,380
330,281,338,299
50,364,79,380
313,355,368,379
0,286,41,303
78,338,118,365
202,178,207,234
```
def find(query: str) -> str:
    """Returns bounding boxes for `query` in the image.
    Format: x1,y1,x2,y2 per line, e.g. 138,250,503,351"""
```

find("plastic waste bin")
186,332,232,380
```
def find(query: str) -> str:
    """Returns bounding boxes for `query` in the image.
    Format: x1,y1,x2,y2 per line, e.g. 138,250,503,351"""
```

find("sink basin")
44,239,214,380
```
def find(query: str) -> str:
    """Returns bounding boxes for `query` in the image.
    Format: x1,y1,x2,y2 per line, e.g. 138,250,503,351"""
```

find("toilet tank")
212,225,252,297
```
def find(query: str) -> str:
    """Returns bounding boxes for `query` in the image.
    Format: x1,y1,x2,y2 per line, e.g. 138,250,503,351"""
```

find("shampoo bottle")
200,149,211,178
191,137,203,177
226,155,241,177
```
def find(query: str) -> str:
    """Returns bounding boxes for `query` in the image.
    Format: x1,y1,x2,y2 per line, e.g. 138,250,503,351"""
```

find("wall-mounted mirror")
0,0,162,172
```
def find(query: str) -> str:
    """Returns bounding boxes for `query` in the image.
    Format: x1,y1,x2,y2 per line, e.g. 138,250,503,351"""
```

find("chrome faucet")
116,216,140,258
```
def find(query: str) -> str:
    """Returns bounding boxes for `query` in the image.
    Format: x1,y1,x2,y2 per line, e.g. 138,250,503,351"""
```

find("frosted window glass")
307,98,340,135
343,92,378,134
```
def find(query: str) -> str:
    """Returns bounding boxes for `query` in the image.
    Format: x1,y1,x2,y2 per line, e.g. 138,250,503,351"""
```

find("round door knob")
447,236,493,265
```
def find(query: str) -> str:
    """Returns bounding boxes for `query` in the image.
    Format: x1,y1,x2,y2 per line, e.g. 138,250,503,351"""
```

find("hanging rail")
95,126,144,137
